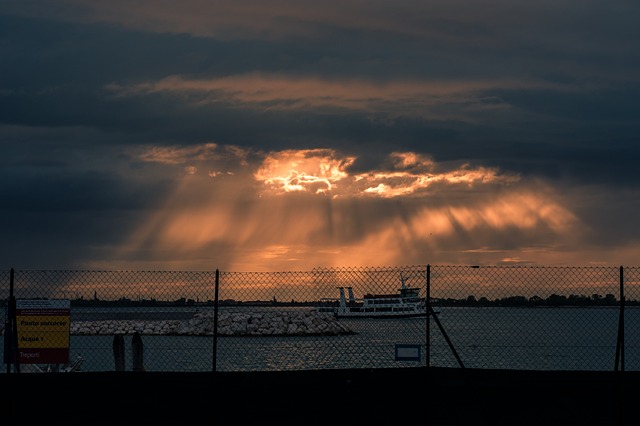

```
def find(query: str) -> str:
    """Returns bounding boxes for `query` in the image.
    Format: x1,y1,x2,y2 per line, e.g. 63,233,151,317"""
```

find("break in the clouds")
1,0,640,272
252,149,519,198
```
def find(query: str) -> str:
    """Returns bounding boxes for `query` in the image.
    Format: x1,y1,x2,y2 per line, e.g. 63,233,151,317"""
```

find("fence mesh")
2,265,638,373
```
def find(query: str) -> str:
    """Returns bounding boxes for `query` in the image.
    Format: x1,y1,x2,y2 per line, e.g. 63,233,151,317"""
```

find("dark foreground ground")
0,367,635,426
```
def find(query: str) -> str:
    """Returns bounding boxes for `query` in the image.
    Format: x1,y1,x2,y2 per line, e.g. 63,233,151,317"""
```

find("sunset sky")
2,0,640,272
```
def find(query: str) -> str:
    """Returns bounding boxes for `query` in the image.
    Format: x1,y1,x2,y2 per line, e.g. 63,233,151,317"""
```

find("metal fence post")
426,264,431,368
9,268,19,373
4,268,15,373
212,269,219,372
615,266,625,371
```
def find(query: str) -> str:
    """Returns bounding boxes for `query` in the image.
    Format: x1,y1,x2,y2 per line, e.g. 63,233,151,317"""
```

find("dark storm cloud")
1,0,640,270
3,7,638,153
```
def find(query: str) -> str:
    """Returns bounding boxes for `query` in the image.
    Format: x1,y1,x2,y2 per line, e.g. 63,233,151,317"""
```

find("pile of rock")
70,310,354,336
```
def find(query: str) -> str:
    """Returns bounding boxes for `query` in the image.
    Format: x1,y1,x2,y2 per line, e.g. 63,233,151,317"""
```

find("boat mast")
400,273,407,289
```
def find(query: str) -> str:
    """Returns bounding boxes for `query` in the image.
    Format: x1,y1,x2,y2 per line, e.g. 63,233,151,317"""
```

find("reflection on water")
3,306,640,372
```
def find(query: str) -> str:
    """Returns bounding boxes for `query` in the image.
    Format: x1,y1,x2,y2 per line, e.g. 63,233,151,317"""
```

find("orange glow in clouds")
254,149,354,195
107,145,582,271
255,149,518,198
107,73,562,122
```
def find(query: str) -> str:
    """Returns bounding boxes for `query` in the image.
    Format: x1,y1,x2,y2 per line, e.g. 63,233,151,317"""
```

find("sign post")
15,299,71,365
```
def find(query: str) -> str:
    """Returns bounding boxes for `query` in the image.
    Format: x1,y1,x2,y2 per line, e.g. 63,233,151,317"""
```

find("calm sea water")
3,306,639,372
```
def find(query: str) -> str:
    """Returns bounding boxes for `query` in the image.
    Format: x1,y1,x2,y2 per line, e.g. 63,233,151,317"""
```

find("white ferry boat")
317,275,430,318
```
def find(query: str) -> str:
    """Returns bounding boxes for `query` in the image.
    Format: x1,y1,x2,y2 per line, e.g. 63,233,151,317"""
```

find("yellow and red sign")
16,299,70,364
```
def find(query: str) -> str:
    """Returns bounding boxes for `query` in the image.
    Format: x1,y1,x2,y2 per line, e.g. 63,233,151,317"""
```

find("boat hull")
335,312,429,319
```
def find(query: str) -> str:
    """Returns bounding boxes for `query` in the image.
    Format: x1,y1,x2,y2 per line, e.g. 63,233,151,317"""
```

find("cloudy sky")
2,0,639,272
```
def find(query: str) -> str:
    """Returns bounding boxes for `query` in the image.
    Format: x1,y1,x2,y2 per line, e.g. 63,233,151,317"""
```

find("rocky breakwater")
70,310,354,336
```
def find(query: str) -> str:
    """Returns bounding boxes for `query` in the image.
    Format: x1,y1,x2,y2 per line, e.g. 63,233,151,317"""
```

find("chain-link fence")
2,265,638,373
